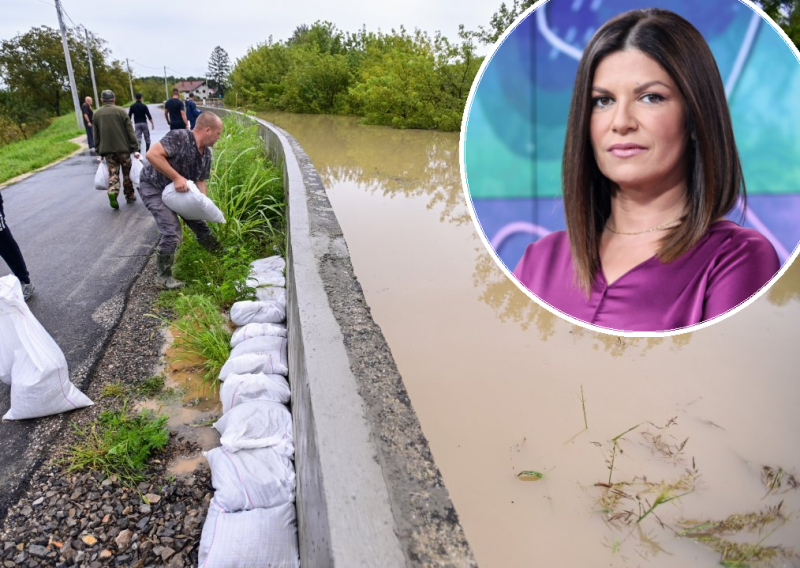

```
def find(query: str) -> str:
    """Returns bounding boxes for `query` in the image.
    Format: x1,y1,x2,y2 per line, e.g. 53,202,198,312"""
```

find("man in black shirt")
164,89,188,131
81,96,94,154
128,93,156,152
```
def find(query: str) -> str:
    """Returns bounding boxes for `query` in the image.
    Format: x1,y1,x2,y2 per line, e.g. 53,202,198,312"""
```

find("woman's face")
589,49,688,195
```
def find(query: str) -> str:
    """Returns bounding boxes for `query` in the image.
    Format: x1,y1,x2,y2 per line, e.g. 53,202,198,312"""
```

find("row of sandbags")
198,256,300,568
0,276,93,420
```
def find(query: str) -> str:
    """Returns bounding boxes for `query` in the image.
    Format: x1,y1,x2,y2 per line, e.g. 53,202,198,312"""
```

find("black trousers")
0,192,30,285
169,122,186,131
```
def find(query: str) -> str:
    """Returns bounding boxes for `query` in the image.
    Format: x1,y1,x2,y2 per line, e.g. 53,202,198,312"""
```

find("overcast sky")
3,0,502,79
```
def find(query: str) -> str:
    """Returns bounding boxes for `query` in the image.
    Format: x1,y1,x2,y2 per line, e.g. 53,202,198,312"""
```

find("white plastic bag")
0,276,93,420
162,180,225,223
198,500,299,568
219,352,288,380
220,373,291,412
129,157,143,188
254,286,286,307
230,322,286,348
94,161,110,190
205,446,295,511
230,300,285,326
214,400,294,456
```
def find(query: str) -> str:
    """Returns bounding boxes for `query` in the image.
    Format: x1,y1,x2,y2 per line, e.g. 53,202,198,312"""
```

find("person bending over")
140,112,223,289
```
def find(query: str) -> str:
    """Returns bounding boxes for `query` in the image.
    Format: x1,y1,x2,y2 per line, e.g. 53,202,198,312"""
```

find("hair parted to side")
562,8,745,293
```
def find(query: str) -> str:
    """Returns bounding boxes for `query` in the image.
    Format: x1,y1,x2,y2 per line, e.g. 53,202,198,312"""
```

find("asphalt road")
0,105,167,519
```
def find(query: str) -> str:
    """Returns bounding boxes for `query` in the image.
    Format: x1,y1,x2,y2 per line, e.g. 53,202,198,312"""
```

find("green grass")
137,375,166,397
64,406,169,486
101,382,128,399
171,294,232,386
0,114,84,184
159,113,285,388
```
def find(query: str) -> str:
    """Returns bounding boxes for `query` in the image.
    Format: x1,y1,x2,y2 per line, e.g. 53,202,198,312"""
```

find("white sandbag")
219,353,288,380
254,286,286,307
221,373,291,412
0,276,93,420
198,500,299,568
229,300,285,326
246,273,285,288
205,446,295,511
230,336,287,369
247,257,286,288
251,256,285,275
94,160,110,190
162,180,225,223
214,400,294,456
230,322,286,348
129,157,143,188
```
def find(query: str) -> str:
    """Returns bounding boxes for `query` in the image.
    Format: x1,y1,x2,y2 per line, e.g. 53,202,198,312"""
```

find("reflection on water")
257,111,800,568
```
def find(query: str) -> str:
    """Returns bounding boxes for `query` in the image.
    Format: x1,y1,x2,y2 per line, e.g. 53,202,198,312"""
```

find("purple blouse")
513,221,780,332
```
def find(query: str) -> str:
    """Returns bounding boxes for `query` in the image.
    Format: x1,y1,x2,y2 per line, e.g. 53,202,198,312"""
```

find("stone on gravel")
81,534,97,546
28,544,49,558
115,529,132,550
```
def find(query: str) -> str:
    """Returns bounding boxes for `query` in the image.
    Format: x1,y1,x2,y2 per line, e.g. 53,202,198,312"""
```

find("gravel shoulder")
1,257,212,568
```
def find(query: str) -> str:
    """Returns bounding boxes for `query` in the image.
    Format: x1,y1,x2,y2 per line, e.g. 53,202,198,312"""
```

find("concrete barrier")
203,109,477,568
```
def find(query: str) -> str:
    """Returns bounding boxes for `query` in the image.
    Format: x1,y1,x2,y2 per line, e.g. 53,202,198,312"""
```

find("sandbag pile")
198,256,299,568
0,276,93,420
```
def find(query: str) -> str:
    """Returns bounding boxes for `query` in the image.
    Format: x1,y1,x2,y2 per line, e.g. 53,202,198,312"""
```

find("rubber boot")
146,143,150,152
155,252,184,290
197,232,221,252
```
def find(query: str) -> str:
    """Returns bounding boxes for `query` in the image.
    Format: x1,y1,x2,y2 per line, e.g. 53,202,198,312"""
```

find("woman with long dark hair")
514,8,779,332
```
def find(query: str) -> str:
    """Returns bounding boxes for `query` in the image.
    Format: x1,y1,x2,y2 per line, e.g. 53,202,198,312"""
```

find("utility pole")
54,0,82,129
83,27,99,110
126,58,135,102
163,66,169,102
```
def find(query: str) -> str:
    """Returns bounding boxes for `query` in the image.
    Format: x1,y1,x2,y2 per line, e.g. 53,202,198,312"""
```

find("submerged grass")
0,115,83,184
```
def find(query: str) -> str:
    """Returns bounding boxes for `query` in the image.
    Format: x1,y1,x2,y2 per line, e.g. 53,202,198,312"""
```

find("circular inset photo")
461,0,800,336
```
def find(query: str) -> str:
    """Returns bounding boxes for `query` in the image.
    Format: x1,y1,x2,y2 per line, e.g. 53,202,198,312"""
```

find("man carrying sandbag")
93,90,141,209
140,112,223,289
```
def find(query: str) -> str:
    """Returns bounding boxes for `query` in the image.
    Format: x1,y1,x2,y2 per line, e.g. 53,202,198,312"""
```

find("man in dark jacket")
93,90,140,209
185,93,201,130
128,93,155,153
164,89,188,130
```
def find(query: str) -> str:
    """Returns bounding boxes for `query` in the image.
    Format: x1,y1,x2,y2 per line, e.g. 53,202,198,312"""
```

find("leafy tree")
0,26,128,115
281,47,352,113
0,90,50,144
228,42,292,109
287,21,346,55
756,0,800,47
207,46,232,97
472,0,536,45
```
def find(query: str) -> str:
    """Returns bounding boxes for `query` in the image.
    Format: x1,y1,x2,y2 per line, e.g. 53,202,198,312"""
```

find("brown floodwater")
137,328,221,477
258,111,800,567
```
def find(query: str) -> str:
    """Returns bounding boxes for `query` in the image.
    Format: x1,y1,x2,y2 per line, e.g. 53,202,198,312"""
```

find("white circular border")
460,0,800,339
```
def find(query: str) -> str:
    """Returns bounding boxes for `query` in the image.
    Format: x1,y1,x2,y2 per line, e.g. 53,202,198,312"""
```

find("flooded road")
259,111,800,567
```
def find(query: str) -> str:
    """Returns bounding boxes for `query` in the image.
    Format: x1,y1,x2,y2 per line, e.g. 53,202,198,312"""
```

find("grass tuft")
63,406,169,486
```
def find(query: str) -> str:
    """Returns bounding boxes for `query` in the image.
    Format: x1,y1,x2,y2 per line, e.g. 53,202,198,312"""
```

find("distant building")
174,80,217,100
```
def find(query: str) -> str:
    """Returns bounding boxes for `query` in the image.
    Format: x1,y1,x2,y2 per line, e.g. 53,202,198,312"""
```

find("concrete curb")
204,108,477,568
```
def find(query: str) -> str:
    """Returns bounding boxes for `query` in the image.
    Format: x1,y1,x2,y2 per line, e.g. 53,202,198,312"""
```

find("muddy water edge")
258,111,800,567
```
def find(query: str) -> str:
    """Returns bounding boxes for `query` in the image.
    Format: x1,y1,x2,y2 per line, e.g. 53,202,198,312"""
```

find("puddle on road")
137,327,221,477
258,111,800,567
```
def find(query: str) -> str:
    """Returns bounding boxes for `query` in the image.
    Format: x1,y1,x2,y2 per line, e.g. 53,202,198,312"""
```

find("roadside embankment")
204,108,477,567
0,115,85,186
